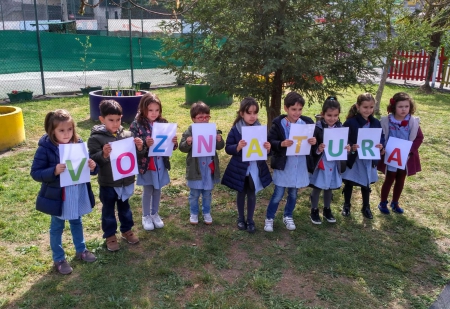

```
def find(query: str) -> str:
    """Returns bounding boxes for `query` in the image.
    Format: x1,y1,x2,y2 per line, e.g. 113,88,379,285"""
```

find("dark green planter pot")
81,86,102,95
133,82,151,90
7,91,33,102
185,84,232,106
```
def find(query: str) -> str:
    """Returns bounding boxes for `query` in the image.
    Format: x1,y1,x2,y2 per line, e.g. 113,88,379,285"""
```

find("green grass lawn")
0,85,449,309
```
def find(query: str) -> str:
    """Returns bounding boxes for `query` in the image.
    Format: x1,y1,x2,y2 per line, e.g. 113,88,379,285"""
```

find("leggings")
342,181,371,206
310,188,333,209
236,176,256,224
142,185,161,216
380,170,407,203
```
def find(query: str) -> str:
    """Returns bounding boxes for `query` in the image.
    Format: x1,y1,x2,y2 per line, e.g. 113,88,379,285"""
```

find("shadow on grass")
8,200,448,309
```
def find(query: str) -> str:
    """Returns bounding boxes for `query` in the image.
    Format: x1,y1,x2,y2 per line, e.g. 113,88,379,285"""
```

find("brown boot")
121,230,139,244
106,235,120,252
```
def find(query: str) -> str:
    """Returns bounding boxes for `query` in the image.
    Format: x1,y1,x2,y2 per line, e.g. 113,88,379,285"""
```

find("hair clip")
329,97,335,100
389,98,396,105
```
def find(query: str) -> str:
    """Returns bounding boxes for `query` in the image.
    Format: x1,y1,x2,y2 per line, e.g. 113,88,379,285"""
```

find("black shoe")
361,205,373,219
247,221,256,234
341,203,351,217
310,208,322,225
237,218,247,230
323,207,336,223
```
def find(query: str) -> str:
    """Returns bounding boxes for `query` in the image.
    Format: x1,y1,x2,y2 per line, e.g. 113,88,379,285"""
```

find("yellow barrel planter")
0,106,26,151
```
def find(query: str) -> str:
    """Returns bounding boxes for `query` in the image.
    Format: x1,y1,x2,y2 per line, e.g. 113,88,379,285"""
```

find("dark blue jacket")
30,134,97,216
221,124,272,192
343,114,385,169
268,114,315,171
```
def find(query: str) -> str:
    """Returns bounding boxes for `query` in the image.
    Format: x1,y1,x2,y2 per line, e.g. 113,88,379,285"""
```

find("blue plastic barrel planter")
89,90,148,124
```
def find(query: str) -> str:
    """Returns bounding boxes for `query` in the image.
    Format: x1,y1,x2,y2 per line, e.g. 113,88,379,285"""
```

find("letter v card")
149,123,177,157
59,142,90,187
242,125,267,162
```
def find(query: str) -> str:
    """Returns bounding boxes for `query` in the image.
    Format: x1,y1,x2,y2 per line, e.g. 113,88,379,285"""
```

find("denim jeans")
266,185,298,219
99,186,134,238
50,215,86,262
189,189,212,215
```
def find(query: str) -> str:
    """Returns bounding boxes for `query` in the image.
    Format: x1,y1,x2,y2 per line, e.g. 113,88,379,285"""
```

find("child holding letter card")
222,98,272,233
130,92,178,231
264,92,316,232
31,109,98,275
179,102,224,225
341,93,385,219
377,92,423,214
309,96,350,224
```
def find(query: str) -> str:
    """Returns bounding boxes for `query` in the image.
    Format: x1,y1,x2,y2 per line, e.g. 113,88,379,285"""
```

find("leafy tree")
160,0,394,125
419,0,450,93
373,1,434,113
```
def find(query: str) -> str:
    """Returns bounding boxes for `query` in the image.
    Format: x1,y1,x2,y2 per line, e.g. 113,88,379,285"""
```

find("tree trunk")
421,31,443,93
375,57,391,115
267,69,283,128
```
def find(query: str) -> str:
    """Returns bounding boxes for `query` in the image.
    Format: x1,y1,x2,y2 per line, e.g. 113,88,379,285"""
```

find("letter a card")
286,124,315,156
384,137,412,170
59,142,90,187
110,137,139,181
148,123,177,157
242,125,267,162
192,123,216,157
324,127,348,161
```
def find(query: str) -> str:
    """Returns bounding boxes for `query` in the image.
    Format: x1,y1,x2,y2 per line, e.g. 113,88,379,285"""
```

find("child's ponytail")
346,104,359,119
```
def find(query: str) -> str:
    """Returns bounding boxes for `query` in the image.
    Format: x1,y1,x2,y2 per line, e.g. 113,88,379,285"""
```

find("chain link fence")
0,0,180,98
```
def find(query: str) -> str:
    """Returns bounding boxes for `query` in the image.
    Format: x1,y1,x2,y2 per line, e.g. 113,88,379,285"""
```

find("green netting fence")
0,30,176,98
0,30,165,73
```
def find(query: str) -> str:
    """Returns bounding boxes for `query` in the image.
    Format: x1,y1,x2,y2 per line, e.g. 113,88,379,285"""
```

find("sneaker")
283,216,296,230
323,207,336,223
76,250,97,262
378,201,390,215
203,213,213,225
391,202,404,214
151,213,164,229
361,205,373,219
264,218,274,232
142,215,154,231
54,259,73,275
237,218,247,230
190,214,198,225
310,208,322,225
121,230,139,244
341,203,351,217
106,235,120,252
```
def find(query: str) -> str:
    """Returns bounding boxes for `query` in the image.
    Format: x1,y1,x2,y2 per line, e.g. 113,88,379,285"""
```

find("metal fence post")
33,0,46,95
128,1,134,85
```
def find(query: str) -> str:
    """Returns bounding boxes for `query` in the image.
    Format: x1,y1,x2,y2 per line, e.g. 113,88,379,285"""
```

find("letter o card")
242,126,267,162
110,137,139,180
